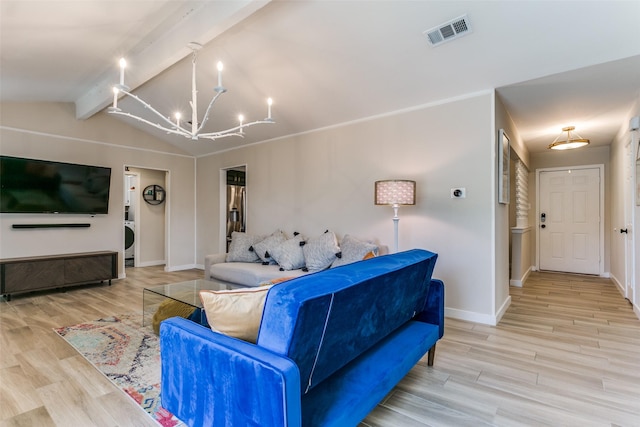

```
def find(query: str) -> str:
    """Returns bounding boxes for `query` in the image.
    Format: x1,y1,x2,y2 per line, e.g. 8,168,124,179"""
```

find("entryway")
537,165,603,275
124,166,168,269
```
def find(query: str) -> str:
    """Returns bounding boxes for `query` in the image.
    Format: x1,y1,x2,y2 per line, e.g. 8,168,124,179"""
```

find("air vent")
423,14,472,47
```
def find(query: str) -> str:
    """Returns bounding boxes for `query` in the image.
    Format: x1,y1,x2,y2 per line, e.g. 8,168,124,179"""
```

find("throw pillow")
151,299,196,335
270,233,306,271
331,234,379,267
303,230,340,271
226,231,264,263
252,230,288,265
199,286,273,343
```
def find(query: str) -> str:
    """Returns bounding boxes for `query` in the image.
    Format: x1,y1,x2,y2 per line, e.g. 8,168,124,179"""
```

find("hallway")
365,271,640,426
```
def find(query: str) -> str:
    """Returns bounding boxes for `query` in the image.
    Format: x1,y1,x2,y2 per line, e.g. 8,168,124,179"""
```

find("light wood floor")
1,268,639,426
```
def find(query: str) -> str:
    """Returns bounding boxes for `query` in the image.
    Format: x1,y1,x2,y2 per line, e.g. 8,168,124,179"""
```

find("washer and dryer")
124,220,135,260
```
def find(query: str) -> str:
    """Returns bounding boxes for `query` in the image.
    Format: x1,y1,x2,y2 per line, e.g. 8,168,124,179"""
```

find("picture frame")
498,129,510,204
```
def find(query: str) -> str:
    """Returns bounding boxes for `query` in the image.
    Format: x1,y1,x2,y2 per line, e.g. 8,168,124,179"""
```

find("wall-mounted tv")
0,156,112,214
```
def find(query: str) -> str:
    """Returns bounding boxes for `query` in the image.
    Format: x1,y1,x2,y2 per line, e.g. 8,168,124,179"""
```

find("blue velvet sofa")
160,249,444,427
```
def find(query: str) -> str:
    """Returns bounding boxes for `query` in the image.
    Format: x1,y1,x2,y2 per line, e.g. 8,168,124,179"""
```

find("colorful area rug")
54,314,184,427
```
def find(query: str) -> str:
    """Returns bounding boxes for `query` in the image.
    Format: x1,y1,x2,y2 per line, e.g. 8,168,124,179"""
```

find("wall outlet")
451,188,466,198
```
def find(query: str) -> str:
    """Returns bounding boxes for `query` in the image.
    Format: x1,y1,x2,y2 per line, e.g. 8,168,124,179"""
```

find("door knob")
541,224,546,229
620,228,628,234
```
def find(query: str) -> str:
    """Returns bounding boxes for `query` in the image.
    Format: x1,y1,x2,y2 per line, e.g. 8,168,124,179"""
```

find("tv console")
0,251,117,301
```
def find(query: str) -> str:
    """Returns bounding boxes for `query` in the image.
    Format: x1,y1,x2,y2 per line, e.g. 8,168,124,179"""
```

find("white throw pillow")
199,286,272,343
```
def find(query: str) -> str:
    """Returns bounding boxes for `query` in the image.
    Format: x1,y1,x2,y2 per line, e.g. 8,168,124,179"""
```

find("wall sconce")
374,180,416,253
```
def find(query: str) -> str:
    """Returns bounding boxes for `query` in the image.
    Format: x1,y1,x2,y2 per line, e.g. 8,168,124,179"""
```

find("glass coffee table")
143,278,246,329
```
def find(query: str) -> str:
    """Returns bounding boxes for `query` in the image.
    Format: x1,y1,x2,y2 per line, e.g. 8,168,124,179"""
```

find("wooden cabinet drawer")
65,255,114,284
3,260,65,292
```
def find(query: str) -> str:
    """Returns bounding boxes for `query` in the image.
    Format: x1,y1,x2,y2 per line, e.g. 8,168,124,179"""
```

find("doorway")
537,165,604,275
124,167,167,268
124,171,138,267
220,166,246,252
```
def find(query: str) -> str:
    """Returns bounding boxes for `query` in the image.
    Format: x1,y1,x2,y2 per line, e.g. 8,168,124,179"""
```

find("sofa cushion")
209,262,309,287
199,286,272,343
226,232,264,263
252,230,287,264
331,235,378,268
303,231,340,272
270,233,306,271
258,249,438,393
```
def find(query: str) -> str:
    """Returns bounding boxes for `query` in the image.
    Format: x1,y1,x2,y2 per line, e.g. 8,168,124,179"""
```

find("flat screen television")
0,156,112,214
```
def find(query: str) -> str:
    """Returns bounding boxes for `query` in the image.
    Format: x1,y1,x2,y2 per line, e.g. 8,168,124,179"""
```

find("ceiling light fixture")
548,126,590,150
108,42,274,141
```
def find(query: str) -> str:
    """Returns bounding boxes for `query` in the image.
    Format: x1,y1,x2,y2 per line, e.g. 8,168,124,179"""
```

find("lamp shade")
374,180,416,205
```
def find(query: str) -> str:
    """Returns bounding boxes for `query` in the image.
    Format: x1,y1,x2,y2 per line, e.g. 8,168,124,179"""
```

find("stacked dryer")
124,220,135,260
124,173,137,264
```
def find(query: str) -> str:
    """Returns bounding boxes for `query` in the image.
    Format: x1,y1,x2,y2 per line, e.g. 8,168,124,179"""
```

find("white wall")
197,92,508,324
0,102,197,276
495,95,529,319
610,94,640,317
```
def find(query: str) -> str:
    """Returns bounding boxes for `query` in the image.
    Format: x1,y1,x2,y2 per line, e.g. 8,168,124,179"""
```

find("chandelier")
548,126,590,150
108,42,274,141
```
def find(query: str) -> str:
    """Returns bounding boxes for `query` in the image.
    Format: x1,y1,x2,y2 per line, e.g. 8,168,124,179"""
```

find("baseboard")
445,307,502,326
136,260,165,268
510,266,532,287
609,273,624,296
495,295,511,324
634,304,640,321
164,263,199,272
195,263,204,270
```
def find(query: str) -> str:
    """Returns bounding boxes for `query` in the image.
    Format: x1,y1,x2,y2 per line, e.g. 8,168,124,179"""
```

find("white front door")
539,167,601,275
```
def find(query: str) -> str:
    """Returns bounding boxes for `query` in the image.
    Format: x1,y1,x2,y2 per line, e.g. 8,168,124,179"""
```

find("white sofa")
204,232,387,287
204,252,310,287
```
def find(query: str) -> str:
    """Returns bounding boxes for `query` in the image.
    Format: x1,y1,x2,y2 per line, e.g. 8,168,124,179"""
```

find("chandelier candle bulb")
217,62,223,88
175,112,181,128
239,114,244,134
267,98,273,119
112,87,118,109
119,58,126,86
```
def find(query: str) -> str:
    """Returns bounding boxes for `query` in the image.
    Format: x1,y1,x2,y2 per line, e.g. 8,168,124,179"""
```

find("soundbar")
12,223,91,229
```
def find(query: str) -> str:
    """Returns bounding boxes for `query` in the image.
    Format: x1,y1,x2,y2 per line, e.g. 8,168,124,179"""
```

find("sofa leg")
427,344,436,366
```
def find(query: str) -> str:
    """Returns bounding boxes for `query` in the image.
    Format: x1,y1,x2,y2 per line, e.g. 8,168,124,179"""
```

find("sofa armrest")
160,317,302,427
414,279,445,339
204,252,227,279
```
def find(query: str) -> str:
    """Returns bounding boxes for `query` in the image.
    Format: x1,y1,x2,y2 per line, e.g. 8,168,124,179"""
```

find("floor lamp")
374,180,416,253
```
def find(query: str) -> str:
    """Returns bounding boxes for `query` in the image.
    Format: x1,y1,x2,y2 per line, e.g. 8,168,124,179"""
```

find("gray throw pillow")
332,234,378,267
252,230,288,264
226,232,264,263
303,231,340,271
270,233,306,271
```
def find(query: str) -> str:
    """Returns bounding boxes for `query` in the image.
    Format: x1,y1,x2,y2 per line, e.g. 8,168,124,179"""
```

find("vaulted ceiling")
2,0,639,157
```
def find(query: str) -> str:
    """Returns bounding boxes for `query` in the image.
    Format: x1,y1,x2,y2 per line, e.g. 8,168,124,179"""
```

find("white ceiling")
2,0,639,157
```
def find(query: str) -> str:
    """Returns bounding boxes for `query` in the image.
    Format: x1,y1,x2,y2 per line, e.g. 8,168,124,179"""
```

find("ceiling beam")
75,0,270,120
